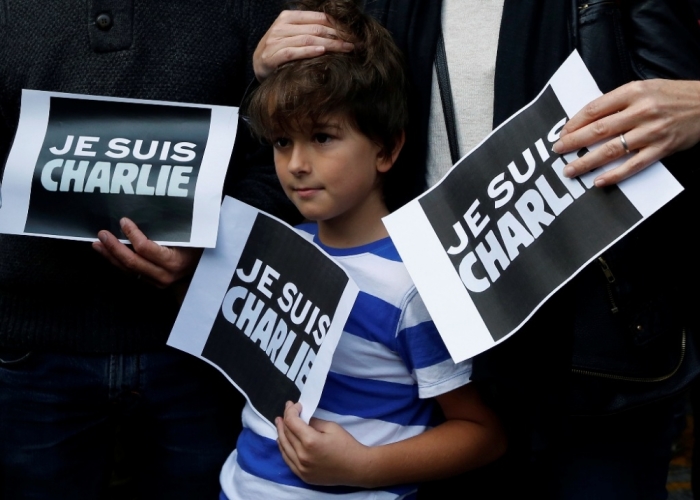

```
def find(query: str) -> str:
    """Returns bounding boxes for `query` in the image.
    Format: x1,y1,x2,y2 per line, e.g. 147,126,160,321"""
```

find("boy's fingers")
283,402,314,448
277,417,301,456
276,418,302,472
283,400,300,417
309,417,334,433
277,441,300,474
276,417,294,455
281,423,306,460
283,402,305,433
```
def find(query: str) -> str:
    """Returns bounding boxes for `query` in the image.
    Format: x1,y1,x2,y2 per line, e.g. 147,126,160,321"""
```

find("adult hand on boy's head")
92,217,202,289
254,10,354,81
275,401,372,487
553,79,700,186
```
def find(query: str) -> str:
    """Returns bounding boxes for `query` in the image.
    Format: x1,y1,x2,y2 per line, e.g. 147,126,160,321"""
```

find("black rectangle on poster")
202,213,350,424
24,97,211,241
419,86,643,341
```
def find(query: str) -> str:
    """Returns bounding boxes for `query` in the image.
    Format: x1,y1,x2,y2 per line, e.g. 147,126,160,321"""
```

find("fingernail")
563,166,575,178
594,177,607,188
552,141,563,154
314,45,324,53
98,232,107,244
119,218,128,228
285,401,292,408
559,129,568,138
342,42,354,50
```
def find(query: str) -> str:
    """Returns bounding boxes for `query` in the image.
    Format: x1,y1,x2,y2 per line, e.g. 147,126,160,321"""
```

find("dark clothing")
366,0,700,497
551,396,684,500
0,2,290,497
0,347,245,499
0,0,292,354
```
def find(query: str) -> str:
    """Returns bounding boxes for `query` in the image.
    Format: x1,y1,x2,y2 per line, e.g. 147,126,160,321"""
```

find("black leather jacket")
367,0,700,415
564,0,700,415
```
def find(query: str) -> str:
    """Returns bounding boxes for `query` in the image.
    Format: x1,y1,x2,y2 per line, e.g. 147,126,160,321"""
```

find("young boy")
219,1,506,498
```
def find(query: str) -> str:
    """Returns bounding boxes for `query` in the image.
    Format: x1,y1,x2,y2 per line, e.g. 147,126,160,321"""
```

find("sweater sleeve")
0,0,299,353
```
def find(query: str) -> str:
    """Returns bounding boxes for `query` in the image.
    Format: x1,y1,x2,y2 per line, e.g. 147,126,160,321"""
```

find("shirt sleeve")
395,288,472,399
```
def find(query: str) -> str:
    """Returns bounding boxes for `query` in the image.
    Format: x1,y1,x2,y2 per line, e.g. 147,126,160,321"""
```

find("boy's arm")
275,383,506,488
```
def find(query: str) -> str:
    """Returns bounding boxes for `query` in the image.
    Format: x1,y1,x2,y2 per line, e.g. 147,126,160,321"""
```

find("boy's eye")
274,137,290,148
313,133,333,144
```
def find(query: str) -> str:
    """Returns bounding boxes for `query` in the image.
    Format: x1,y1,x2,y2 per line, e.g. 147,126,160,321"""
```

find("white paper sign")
383,51,684,363
168,197,359,426
0,90,238,247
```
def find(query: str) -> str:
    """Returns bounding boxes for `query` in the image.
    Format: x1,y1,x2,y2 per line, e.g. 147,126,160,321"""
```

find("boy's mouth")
292,186,322,198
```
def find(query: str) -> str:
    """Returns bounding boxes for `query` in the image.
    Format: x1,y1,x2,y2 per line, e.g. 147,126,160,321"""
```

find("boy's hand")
254,10,354,81
276,401,370,486
92,217,202,289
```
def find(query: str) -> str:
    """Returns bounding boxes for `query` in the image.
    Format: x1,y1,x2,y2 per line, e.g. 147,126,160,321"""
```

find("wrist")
334,443,374,489
348,444,384,489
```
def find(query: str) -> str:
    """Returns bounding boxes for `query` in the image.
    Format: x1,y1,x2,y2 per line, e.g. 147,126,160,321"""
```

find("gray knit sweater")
0,0,292,352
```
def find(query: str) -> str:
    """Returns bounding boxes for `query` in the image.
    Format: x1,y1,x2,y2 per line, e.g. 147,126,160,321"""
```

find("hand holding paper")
275,401,370,487
0,91,237,246
554,79,700,186
167,198,357,426
382,51,684,363
93,217,202,288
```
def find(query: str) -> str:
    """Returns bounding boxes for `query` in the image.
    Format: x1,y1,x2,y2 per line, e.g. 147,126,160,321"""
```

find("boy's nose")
287,145,311,175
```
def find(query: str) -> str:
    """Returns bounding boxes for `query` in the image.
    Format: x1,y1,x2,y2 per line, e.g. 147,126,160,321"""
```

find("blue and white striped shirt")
221,224,472,499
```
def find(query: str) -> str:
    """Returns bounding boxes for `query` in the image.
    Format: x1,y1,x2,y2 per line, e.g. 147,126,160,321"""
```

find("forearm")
352,418,506,489
278,385,505,488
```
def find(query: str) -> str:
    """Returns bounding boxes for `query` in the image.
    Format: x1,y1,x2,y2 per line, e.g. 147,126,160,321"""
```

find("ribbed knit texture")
0,0,290,353
426,0,504,188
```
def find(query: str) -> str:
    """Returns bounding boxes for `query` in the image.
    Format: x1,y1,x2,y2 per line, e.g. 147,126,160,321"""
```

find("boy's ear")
376,131,406,173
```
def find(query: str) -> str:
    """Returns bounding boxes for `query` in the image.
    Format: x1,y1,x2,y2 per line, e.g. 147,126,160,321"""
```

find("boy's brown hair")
244,0,408,165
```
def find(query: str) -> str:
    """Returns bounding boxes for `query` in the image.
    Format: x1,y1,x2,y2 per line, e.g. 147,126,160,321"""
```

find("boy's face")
273,115,392,229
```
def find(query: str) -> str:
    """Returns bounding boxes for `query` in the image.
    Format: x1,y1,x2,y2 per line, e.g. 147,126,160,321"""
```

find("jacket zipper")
571,329,686,382
578,1,616,12
597,256,618,313
573,255,685,382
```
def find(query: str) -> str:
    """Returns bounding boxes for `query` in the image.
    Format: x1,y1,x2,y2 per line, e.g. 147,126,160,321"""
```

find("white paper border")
0,89,238,247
